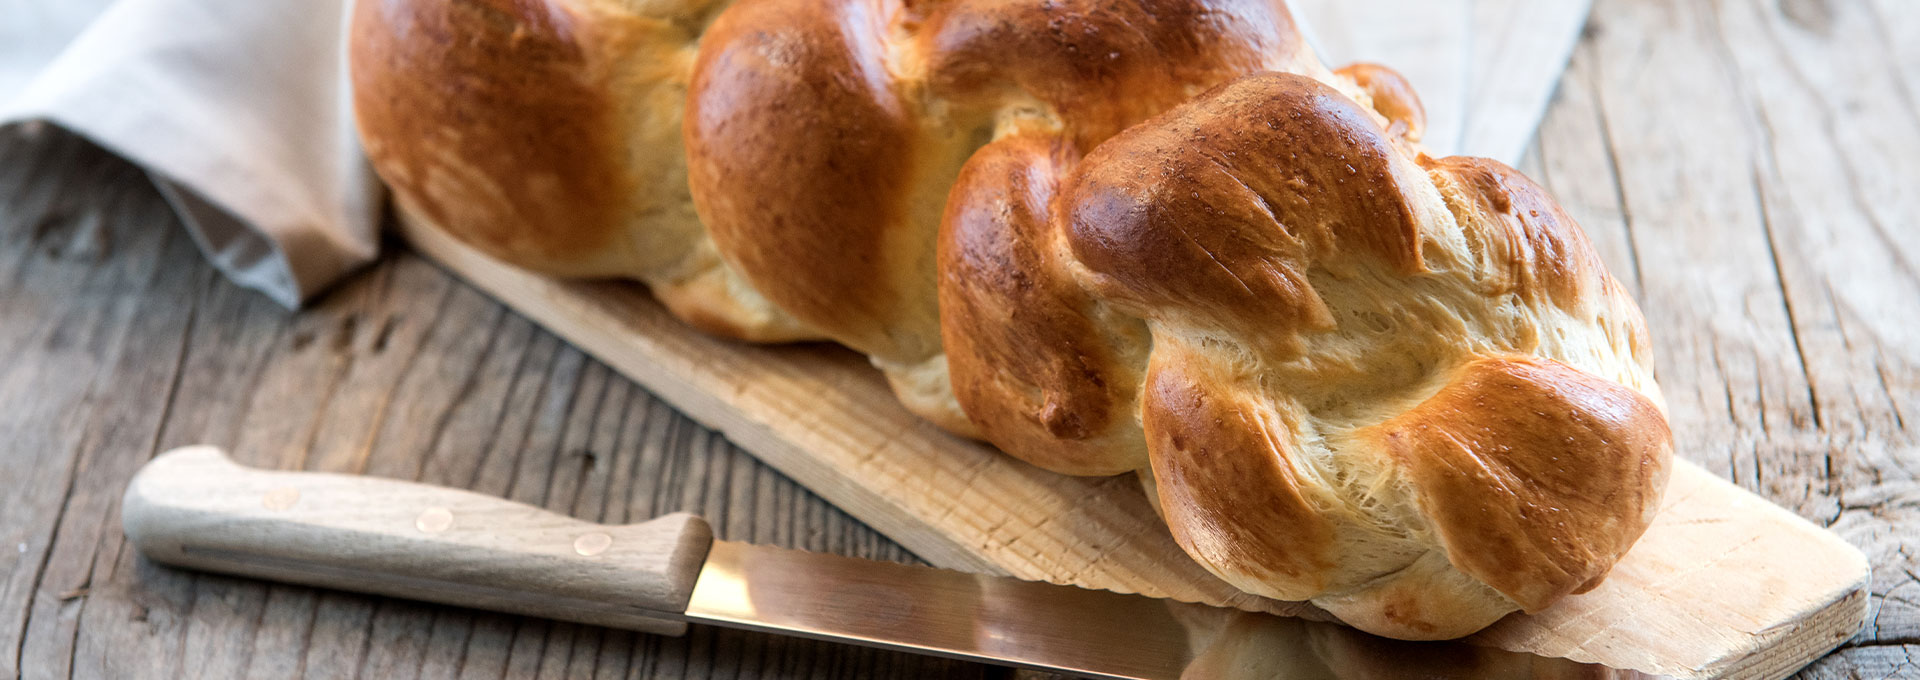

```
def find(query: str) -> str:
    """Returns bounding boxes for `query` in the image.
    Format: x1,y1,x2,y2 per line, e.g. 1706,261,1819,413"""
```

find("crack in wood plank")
5,1,1919,677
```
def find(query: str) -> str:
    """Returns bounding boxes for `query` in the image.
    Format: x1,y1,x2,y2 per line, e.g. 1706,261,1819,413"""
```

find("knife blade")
120,446,1640,679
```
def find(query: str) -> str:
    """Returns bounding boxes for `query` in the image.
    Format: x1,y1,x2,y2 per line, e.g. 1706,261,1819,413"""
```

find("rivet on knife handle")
120,446,714,636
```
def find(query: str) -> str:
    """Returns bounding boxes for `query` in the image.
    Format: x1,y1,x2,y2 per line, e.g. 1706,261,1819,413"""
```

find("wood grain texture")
1291,0,1473,153
395,159,1870,679
1459,0,1595,164
1,0,1918,678
1522,0,1920,675
0,128,994,679
121,447,715,636
393,203,1310,619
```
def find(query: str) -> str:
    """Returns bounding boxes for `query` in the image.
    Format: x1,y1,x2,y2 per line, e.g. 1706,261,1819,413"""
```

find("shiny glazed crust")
351,0,1673,639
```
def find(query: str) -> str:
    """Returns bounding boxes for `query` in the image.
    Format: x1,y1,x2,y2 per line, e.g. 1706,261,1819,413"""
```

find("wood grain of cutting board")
396,208,1869,680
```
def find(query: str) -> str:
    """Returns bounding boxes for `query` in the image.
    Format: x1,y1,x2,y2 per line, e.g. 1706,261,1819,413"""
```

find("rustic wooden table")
2,1,1915,678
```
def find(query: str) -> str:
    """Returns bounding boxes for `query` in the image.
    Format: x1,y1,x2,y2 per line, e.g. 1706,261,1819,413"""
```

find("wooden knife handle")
121,446,714,636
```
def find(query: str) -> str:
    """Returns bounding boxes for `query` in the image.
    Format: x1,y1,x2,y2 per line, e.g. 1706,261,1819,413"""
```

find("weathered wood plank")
1798,643,1920,680
1524,39,1642,299
5,0,1920,677
1461,0,1595,164
0,128,993,679
1535,2,1920,677
1708,0,1920,655
1,127,208,680
1864,0,1920,132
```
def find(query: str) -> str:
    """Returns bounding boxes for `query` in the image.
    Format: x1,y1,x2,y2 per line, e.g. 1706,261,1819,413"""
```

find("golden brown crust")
353,0,814,341
1310,552,1518,640
1360,356,1672,610
1427,156,1605,308
351,0,631,271
685,0,926,360
1052,72,1668,637
1066,72,1427,344
352,0,1671,640
920,0,1315,147
669,0,1371,439
681,0,1331,368
937,135,1149,475
1337,62,1426,143
1143,342,1336,599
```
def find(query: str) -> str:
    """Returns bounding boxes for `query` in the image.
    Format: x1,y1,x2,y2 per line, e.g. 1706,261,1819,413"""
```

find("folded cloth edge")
1,0,381,309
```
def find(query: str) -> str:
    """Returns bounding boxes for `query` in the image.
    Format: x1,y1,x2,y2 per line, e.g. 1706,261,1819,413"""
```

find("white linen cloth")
0,0,1589,308
2,0,378,308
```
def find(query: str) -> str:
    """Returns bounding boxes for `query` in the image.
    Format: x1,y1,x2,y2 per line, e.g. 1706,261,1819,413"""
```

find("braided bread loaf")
351,0,1673,639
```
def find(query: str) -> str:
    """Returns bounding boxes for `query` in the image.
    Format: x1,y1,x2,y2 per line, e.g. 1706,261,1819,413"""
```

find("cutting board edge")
394,206,1870,678
1677,471,1873,680
1682,577,1869,680
390,205,1008,577
1466,460,1872,679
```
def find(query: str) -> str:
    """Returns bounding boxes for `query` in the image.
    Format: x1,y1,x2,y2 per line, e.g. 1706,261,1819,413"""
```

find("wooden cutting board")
396,208,1868,680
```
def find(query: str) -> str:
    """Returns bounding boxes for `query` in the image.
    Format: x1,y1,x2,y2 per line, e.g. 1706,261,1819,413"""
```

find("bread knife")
121,446,1636,679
